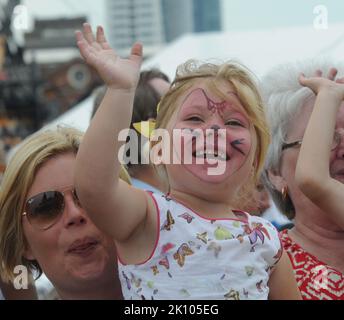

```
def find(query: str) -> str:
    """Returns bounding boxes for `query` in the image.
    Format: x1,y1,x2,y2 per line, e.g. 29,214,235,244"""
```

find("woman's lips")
67,237,99,256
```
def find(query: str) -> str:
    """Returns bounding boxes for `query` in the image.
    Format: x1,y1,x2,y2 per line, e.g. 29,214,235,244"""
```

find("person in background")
261,60,344,299
241,177,292,230
129,69,170,193
0,127,127,299
296,71,344,228
0,140,6,183
91,70,170,194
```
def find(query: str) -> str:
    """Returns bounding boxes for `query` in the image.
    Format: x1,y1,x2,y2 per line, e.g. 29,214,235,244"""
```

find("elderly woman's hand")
299,69,344,101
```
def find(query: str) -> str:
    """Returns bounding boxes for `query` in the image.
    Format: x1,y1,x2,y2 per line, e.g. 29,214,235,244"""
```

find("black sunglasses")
281,140,302,151
22,188,81,230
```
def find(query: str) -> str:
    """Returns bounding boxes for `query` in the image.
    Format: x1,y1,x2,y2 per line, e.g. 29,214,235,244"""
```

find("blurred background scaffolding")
0,0,344,175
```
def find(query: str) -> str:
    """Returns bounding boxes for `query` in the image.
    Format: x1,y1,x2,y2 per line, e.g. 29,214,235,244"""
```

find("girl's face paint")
231,139,245,155
167,81,255,185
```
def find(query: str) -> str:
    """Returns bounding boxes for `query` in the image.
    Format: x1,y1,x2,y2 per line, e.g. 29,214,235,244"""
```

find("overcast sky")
221,0,343,31
19,0,344,32
8,0,343,45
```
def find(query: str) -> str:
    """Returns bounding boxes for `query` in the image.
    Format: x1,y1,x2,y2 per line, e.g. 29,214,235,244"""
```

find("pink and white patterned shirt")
118,192,283,300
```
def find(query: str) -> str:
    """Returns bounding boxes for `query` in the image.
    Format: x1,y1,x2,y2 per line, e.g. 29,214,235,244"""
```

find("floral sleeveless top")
281,230,344,300
118,193,283,300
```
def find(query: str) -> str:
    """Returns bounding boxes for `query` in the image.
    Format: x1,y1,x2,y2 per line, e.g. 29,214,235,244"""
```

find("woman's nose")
63,196,87,228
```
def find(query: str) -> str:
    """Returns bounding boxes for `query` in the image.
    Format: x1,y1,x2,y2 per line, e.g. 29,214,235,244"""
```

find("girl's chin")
183,163,232,184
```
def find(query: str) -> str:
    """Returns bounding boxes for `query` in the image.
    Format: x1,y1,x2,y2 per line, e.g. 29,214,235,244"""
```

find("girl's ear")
150,131,172,165
267,169,286,192
150,142,163,165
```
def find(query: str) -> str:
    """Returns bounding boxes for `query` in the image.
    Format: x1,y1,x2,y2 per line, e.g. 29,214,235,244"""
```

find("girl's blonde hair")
155,60,270,188
0,126,130,282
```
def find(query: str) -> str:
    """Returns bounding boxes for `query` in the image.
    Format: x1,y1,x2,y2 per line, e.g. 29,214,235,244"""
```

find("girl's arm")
295,73,344,228
268,251,302,300
74,24,153,243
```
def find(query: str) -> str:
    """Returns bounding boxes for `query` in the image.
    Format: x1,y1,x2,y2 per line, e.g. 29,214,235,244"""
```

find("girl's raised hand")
75,23,142,90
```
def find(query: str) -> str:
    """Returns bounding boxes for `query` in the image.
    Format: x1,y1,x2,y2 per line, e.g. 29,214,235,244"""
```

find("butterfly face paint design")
202,88,230,117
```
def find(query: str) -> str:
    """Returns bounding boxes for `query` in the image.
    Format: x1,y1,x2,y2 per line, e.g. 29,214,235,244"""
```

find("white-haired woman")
261,60,344,300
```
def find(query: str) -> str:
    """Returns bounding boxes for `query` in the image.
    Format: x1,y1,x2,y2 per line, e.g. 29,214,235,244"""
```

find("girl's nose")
210,124,221,132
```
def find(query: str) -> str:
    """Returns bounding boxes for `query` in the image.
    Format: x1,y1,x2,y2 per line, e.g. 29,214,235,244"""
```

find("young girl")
75,23,300,300
296,70,344,229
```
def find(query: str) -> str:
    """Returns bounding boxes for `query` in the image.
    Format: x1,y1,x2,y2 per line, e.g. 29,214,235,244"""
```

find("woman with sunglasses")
0,127,128,299
261,61,344,300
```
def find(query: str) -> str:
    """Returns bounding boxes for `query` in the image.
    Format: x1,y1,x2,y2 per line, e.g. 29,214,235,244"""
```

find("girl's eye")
186,116,203,122
225,119,245,127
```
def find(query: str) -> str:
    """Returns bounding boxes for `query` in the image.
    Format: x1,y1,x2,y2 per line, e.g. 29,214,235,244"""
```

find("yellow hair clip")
156,101,161,114
119,165,132,185
132,102,161,138
133,120,156,139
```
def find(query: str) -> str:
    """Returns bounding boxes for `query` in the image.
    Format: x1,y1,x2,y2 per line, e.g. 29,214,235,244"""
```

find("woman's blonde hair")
0,126,130,282
155,60,270,188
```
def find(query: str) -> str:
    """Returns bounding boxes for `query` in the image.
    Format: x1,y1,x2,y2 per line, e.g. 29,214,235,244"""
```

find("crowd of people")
0,23,343,300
